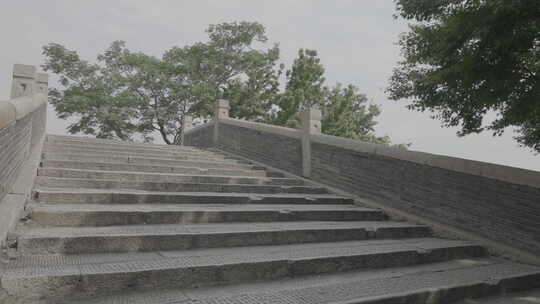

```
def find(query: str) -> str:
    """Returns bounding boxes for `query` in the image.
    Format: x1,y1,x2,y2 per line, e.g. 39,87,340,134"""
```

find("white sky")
1,0,538,171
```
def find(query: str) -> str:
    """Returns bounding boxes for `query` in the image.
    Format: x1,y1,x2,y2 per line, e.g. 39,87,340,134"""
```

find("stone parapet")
185,104,540,263
0,64,48,249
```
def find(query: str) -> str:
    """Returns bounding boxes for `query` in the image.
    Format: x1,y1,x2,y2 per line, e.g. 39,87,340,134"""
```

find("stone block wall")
0,114,31,203
183,122,214,148
0,65,48,248
310,140,540,257
217,121,303,176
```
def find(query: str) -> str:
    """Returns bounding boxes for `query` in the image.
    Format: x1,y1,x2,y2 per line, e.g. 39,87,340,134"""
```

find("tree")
273,49,395,145
44,21,398,146
42,42,140,141
164,21,282,122
274,49,325,127
322,84,391,145
42,21,282,144
388,0,540,152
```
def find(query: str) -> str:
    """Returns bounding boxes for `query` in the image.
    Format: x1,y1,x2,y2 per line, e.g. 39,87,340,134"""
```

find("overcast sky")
1,1,538,171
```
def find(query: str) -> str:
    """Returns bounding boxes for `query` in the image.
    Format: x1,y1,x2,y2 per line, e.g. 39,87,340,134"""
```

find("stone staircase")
1,135,539,303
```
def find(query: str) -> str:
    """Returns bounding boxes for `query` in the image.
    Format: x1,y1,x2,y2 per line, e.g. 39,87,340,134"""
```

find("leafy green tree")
274,49,325,127
388,0,540,152
42,42,140,140
164,21,282,122
322,84,391,144
272,49,396,145
43,21,282,144
44,21,398,146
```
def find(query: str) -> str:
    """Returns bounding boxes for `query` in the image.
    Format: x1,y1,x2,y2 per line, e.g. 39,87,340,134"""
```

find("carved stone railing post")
300,106,322,178
213,99,230,145
36,72,49,94
180,114,193,146
10,64,37,99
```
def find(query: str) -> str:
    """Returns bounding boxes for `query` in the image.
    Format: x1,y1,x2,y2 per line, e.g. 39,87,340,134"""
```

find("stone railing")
0,64,48,247
185,100,540,264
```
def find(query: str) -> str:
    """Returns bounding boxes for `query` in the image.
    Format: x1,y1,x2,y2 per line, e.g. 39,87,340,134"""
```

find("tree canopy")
44,21,399,146
273,49,393,145
388,0,540,152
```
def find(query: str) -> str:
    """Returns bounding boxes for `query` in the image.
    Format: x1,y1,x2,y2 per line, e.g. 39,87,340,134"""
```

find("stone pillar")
35,73,49,94
10,64,37,99
213,99,230,145
184,115,193,130
301,106,322,178
180,114,193,146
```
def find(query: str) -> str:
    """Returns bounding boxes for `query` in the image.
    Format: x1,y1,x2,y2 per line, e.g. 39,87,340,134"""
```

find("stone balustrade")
185,99,540,264
0,64,48,247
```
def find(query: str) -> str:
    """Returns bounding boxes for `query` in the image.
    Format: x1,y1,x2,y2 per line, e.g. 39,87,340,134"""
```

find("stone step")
40,160,267,177
44,141,215,154
1,239,488,303
29,203,386,226
44,141,226,155
56,258,540,304
42,147,231,162
34,177,329,194
43,145,219,159
37,168,304,186
46,135,203,151
13,221,431,254
42,150,245,164
42,153,257,170
34,189,354,205
454,288,540,304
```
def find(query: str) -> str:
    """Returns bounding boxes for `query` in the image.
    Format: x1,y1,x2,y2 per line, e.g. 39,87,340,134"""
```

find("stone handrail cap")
0,101,17,129
13,64,36,79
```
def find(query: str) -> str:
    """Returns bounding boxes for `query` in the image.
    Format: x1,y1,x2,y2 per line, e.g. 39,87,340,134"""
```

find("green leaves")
43,21,397,147
43,22,282,144
389,0,540,152
271,50,399,146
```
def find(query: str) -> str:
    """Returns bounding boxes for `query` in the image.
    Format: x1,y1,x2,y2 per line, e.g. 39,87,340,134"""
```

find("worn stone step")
57,258,540,304
43,140,221,152
45,140,211,154
34,177,328,194
28,203,386,226
42,147,231,162
42,150,245,164
37,168,304,186
42,153,257,170
46,135,203,151
34,189,354,205
40,160,267,177
1,239,487,302
14,221,431,254
43,145,219,159
454,288,540,304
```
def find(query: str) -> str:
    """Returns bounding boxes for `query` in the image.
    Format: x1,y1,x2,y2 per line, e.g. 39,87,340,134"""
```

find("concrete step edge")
36,168,304,185
32,189,354,205
42,154,256,169
34,177,329,195
2,240,488,301
14,221,431,254
5,257,539,304
28,203,386,226
40,161,268,177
